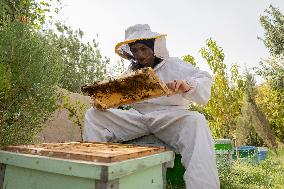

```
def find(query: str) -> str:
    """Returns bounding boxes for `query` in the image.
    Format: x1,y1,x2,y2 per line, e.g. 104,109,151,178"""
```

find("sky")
56,0,284,72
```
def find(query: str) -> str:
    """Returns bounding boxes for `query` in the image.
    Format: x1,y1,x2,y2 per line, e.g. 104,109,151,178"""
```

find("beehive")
0,142,174,189
81,67,170,109
3,142,166,163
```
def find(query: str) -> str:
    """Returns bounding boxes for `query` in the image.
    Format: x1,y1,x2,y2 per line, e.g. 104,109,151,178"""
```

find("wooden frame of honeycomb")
81,67,170,110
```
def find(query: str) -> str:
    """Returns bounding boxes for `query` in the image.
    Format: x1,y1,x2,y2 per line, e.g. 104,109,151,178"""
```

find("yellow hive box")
81,67,170,109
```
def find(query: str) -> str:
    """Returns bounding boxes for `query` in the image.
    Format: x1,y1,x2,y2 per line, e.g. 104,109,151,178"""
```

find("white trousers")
83,105,220,189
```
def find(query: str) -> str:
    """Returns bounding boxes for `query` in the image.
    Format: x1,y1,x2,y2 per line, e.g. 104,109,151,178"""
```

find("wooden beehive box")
0,142,174,189
3,142,166,163
81,67,170,109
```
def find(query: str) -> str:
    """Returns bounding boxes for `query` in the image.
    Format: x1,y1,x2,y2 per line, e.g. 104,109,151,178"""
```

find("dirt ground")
36,89,92,143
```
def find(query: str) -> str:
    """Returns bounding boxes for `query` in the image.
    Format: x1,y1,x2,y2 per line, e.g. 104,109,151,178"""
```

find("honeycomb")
81,67,170,109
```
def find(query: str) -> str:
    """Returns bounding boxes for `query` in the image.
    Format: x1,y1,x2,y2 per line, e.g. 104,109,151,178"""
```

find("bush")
0,22,63,147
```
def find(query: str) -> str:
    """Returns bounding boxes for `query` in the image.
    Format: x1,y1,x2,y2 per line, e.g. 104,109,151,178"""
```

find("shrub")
0,22,63,146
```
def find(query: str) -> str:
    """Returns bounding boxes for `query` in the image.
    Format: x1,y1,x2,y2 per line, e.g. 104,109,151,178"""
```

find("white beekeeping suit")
83,24,220,189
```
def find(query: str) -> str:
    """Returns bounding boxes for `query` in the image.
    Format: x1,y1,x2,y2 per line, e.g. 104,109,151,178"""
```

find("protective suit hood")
115,24,169,60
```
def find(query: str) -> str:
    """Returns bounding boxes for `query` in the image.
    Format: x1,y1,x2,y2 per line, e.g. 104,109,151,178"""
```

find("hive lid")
2,142,166,163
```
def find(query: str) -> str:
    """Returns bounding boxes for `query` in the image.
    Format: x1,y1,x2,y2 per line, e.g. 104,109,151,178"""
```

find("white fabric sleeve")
180,62,213,105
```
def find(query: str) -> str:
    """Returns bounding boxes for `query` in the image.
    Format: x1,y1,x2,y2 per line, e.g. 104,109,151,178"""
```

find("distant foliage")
256,84,284,143
259,5,284,56
191,38,245,138
53,22,109,93
236,73,277,148
257,5,284,144
255,58,284,144
0,0,60,29
257,55,284,93
107,58,129,77
182,54,197,67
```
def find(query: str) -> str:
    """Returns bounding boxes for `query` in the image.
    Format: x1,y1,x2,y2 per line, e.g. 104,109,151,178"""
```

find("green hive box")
214,139,233,166
0,142,174,189
214,139,233,151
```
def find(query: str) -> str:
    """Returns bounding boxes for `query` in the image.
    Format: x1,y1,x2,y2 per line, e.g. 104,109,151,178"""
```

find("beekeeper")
83,24,220,189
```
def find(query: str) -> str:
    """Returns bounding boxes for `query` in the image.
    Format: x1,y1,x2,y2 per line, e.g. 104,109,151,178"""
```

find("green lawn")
167,149,284,189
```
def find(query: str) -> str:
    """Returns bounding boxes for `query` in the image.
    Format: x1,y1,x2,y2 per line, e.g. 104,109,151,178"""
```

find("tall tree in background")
256,83,284,143
236,73,278,148
259,5,284,93
258,56,284,92
200,39,244,138
185,39,244,138
259,5,284,56
256,5,284,143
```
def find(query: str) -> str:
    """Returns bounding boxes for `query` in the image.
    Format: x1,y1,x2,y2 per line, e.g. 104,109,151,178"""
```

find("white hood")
115,24,169,60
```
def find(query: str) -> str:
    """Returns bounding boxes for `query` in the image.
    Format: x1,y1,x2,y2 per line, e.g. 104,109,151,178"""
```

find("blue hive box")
257,147,268,161
233,146,258,164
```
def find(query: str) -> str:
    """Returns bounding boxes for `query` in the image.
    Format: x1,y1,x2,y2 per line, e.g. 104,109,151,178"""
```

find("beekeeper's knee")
184,111,207,130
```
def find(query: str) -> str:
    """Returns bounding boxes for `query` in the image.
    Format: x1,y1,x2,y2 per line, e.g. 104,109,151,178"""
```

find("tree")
197,38,244,138
0,0,60,29
256,57,284,142
256,5,284,143
182,54,197,68
183,39,245,138
256,83,284,143
259,5,284,56
257,55,284,93
258,5,284,95
236,73,278,149
52,22,109,93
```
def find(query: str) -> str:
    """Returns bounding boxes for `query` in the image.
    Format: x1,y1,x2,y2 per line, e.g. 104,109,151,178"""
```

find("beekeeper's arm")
167,60,213,105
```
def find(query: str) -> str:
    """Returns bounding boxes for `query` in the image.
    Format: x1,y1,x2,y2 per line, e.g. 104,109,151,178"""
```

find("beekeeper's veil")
115,24,169,60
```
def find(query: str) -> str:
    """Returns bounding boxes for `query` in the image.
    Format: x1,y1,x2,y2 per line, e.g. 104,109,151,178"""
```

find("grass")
167,149,284,189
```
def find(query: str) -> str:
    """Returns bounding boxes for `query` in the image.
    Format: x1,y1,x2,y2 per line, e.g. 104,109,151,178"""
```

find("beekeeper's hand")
93,98,107,111
166,80,192,95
